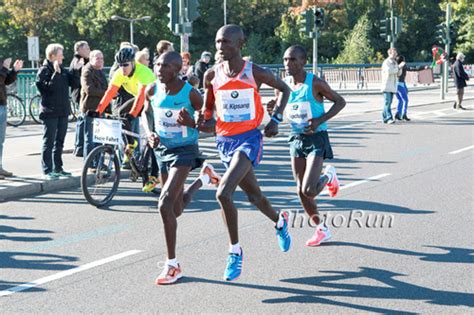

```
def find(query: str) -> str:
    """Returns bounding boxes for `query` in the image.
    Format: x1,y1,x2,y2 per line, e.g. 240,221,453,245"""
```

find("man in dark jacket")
70,41,90,156
36,43,74,180
453,52,470,110
0,57,23,179
194,51,212,89
80,50,107,160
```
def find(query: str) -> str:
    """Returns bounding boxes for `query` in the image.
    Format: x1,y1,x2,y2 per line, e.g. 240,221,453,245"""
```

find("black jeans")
83,115,98,159
42,116,68,174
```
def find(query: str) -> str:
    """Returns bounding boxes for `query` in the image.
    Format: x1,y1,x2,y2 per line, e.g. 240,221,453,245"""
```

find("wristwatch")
271,113,283,124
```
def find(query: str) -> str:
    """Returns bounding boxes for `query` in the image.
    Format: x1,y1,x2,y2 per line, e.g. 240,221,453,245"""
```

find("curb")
0,169,137,202
0,173,82,202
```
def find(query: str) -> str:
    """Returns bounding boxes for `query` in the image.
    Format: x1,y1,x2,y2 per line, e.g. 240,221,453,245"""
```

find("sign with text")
27,36,40,61
93,118,122,145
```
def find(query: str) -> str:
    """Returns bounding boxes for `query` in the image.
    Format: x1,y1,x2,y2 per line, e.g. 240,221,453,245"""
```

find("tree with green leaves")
334,14,375,64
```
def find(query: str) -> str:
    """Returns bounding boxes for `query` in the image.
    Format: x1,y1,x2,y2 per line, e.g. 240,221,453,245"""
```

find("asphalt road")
1,96,473,313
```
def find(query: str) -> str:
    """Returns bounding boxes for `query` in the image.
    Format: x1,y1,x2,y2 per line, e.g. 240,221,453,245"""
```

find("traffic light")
314,8,324,28
298,9,314,35
379,18,389,41
448,21,457,44
394,17,402,35
435,23,447,44
167,0,179,34
185,0,200,22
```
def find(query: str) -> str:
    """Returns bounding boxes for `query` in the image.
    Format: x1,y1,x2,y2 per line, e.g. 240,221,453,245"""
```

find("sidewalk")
1,87,472,202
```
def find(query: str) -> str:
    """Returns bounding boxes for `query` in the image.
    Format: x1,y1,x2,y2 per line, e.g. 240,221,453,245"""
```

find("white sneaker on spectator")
0,168,13,177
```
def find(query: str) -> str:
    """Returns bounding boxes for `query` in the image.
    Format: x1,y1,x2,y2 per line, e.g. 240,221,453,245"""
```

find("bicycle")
81,115,157,207
29,94,80,124
6,93,26,127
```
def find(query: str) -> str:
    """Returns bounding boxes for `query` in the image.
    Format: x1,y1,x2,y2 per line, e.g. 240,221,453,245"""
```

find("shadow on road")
0,251,78,270
184,266,473,312
326,241,474,264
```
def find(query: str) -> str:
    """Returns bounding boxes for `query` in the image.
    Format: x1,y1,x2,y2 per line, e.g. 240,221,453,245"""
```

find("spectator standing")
194,51,212,89
179,52,193,80
453,52,469,110
36,43,73,180
395,55,410,121
80,50,108,160
381,48,403,124
136,49,150,67
0,57,23,179
152,40,174,66
70,41,90,157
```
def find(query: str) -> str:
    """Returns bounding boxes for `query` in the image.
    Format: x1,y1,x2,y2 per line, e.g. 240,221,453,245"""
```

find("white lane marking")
449,145,474,155
0,250,142,297
328,121,377,131
290,173,392,203
411,105,474,120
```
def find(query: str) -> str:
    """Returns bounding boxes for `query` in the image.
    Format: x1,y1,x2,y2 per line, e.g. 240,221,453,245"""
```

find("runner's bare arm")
266,89,280,115
189,88,203,111
199,68,216,133
141,83,156,136
177,88,203,128
253,65,290,137
306,78,346,133
253,65,290,117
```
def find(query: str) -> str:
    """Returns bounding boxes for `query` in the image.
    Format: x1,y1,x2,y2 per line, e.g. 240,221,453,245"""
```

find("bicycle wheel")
81,145,121,207
29,95,42,124
6,94,26,127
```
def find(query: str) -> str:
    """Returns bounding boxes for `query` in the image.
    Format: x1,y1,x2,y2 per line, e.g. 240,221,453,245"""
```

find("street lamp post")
224,0,227,25
111,15,151,45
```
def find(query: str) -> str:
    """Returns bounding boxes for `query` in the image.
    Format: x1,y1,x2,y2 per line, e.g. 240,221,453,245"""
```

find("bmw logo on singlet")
165,110,173,118
230,91,239,99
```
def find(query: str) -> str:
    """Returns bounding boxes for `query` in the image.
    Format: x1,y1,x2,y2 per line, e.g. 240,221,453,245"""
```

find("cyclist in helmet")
89,46,158,192
94,47,156,118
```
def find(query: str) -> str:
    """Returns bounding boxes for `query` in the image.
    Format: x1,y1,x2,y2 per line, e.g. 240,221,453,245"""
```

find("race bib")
216,88,255,122
286,101,312,129
155,108,188,139
93,118,122,145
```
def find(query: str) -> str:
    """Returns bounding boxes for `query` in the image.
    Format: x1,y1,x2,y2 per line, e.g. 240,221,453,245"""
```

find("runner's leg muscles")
181,177,204,209
216,151,253,245
157,166,190,259
295,155,325,225
238,166,279,223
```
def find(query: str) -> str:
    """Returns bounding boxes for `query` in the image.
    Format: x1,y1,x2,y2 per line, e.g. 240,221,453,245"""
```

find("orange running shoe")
200,162,221,186
306,225,332,247
155,264,182,285
325,165,340,197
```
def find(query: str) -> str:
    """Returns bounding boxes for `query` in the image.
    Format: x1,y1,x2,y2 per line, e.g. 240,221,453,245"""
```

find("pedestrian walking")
453,52,470,110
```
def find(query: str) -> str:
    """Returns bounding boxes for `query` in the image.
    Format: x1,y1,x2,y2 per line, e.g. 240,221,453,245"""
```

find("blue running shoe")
224,250,243,281
276,211,291,252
